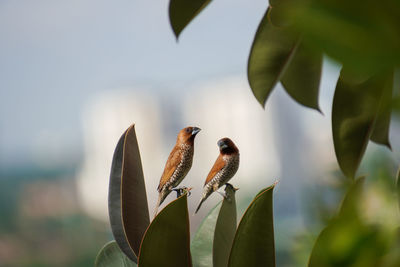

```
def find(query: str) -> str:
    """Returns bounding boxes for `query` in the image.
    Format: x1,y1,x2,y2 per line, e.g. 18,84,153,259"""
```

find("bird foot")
221,183,239,202
225,183,239,192
172,186,192,197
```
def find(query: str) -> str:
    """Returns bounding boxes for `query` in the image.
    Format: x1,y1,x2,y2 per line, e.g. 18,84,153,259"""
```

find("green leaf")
288,0,400,74
191,203,221,267
228,184,276,267
308,217,384,267
396,167,400,213
338,177,365,217
268,0,296,27
169,0,212,39
95,241,137,267
381,228,400,267
138,194,192,267
109,124,150,262
248,7,299,107
393,97,400,114
332,70,393,179
370,71,394,148
213,185,237,267
191,185,238,267
281,42,323,111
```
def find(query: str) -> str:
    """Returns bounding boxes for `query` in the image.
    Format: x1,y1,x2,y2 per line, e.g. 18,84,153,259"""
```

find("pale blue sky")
0,0,268,166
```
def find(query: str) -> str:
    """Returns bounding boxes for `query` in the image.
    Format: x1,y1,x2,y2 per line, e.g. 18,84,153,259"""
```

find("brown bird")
195,137,239,213
154,126,201,216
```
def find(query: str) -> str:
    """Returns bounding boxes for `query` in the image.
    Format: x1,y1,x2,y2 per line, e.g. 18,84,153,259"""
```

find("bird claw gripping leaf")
223,183,239,202
225,183,239,192
173,186,192,197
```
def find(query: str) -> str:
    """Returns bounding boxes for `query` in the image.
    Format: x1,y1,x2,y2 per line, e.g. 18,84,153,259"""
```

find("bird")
195,137,240,213
154,126,201,217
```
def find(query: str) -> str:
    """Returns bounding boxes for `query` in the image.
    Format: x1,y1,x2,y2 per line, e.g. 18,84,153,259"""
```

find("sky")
0,0,268,167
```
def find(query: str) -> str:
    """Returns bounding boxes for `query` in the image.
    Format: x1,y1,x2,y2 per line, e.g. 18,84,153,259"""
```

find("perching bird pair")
154,126,239,216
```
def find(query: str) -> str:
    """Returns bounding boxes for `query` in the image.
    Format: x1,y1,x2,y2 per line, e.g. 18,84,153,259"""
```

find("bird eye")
186,128,191,133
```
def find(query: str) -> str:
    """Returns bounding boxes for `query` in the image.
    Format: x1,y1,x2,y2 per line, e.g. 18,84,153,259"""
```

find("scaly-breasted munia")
154,126,201,216
195,137,239,213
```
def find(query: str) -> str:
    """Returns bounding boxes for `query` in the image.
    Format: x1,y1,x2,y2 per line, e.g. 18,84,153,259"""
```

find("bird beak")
191,127,201,136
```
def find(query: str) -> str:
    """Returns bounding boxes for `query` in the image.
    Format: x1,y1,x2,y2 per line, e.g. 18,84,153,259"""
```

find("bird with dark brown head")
195,137,239,213
154,126,201,216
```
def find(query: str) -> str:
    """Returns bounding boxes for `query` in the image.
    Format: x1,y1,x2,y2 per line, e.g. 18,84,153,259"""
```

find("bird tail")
195,198,205,214
195,187,214,214
153,192,163,218
153,190,169,218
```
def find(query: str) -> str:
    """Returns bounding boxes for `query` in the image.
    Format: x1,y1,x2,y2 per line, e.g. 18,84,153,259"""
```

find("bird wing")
158,146,182,191
204,155,225,185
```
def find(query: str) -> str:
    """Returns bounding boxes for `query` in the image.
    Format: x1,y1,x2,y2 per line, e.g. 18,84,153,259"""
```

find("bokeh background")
1,0,400,266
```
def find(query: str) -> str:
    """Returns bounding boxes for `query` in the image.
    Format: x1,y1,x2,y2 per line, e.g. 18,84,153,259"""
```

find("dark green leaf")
109,124,150,262
281,42,323,111
370,71,394,148
288,0,400,74
138,194,192,267
213,185,237,267
332,70,393,179
268,0,297,27
95,241,137,267
191,202,221,267
248,7,299,107
393,97,400,114
169,0,212,39
268,0,279,7
228,184,276,267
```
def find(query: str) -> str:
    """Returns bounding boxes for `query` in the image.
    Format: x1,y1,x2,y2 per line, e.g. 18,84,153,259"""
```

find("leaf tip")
314,105,324,115
386,141,392,151
253,95,267,109
172,28,181,41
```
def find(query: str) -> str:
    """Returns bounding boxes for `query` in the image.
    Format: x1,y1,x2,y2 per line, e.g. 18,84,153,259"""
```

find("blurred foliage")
308,176,399,266
0,167,109,267
293,150,400,266
288,0,400,74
